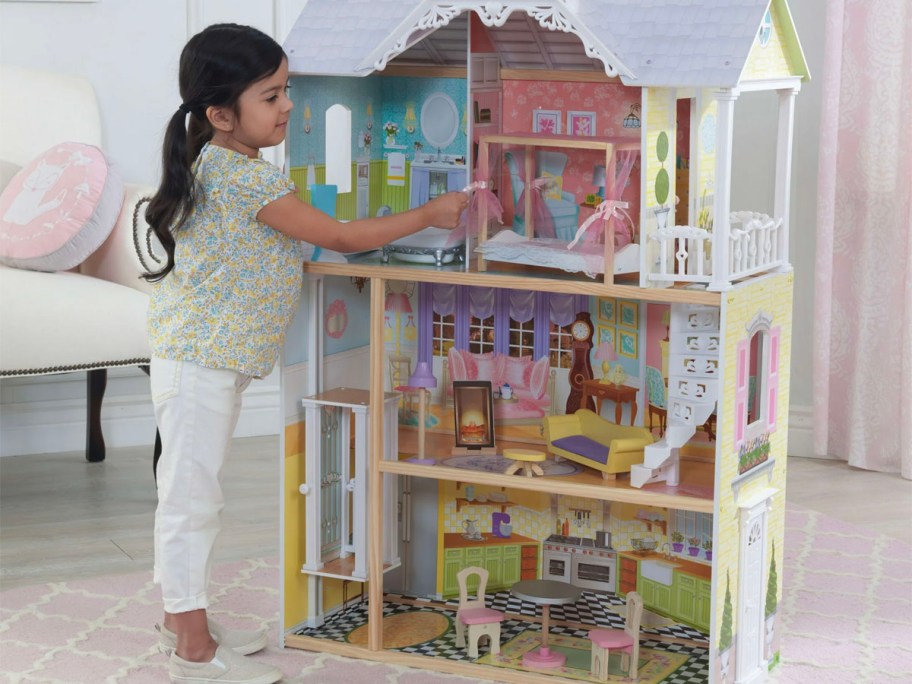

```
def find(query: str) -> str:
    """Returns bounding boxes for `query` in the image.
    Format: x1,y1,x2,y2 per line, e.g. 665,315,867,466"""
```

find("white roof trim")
355,1,633,79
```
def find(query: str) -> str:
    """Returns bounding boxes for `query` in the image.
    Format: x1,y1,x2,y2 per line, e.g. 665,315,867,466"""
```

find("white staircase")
631,305,720,488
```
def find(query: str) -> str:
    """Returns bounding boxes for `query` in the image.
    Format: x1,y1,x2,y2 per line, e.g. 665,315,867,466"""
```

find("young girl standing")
146,23,467,684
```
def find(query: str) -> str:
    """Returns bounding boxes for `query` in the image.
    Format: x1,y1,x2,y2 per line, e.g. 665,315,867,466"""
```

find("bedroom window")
508,318,535,357
549,321,573,368
431,312,455,357
468,314,495,355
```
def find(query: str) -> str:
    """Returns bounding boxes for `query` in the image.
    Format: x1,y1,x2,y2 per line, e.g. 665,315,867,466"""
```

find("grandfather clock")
566,311,595,414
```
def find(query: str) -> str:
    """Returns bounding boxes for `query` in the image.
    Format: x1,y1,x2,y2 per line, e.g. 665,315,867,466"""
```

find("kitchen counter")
444,532,538,549
617,550,712,581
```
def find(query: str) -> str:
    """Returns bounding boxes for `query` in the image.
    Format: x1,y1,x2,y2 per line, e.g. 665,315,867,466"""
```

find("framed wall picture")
567,110,597,137
619,301,639,329
597,325,616,348
597,297,617,324
618,329,639,359
453,381,495,449
532,109,561,135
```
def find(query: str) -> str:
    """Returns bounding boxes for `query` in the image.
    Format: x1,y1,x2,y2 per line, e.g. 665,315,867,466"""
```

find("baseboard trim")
787,404,815,458
0,377,280,458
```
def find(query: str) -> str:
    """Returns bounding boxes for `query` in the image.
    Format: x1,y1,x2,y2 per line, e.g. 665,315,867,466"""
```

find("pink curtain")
814,0,912,478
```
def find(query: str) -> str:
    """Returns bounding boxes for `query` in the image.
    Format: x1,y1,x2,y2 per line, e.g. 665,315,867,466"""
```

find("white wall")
0,0,823,457
0,0,307,457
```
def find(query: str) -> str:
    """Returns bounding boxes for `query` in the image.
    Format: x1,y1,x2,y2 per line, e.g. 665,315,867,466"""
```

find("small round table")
510,579,582,668
503,448,546,477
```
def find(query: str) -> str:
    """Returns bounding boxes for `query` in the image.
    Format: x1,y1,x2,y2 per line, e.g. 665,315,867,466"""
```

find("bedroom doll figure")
145,23,467,684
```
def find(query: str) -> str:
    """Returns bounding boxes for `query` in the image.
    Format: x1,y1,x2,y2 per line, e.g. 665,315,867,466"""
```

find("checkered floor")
294,590,709,683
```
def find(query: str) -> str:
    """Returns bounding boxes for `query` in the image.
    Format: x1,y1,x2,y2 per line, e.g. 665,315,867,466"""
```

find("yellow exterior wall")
282,420,355,631
695,91,717,232
742,1,802,81
641,87,677,276
714,272,793,673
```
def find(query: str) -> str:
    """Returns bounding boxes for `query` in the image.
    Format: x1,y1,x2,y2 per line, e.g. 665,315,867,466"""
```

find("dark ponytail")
143,23,286,282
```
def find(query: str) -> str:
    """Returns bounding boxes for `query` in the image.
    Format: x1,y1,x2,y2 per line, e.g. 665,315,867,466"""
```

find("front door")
736,499,769,683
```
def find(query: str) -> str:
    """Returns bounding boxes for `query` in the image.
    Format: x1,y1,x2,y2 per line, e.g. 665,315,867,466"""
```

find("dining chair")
645,365,667,434
588,591,643,680
454,566,504,658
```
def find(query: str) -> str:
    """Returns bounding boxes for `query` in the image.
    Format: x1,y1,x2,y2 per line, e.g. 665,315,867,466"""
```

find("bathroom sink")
640,559,677,586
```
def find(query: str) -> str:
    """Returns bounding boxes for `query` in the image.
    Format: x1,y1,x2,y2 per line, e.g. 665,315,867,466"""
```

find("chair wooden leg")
86,368,107,463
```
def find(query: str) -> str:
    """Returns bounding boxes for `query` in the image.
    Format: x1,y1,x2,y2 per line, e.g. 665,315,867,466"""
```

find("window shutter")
767,326,781,432
735,338,749,449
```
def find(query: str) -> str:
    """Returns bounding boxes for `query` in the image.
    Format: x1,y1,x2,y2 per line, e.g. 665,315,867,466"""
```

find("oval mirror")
420,92,459,152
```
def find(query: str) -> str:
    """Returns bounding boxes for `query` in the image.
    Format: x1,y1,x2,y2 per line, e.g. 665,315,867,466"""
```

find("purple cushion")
551,436,609,464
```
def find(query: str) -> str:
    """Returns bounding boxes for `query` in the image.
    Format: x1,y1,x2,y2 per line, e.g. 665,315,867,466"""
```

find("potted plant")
703,539,713,561
765,541,779,662
671,531,684,553
719,571,733,683
687,536,701,557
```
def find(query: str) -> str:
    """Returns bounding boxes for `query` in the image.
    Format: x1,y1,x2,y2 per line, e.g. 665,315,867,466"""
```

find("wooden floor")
0,436,909,591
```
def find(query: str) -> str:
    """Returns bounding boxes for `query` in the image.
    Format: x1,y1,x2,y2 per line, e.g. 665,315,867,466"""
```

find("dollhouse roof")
284,0,808,87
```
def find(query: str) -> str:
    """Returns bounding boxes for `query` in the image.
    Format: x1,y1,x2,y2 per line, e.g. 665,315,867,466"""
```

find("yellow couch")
544,410,655,480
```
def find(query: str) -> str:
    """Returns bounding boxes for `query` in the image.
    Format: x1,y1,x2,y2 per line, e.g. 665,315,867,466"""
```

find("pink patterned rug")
1,504,909,683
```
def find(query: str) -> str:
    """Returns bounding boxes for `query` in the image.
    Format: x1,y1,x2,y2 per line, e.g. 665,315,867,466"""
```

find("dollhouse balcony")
647,211,786,290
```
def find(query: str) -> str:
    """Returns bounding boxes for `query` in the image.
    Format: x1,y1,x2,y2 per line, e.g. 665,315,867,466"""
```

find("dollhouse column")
774,86,800,270
709,89,739,291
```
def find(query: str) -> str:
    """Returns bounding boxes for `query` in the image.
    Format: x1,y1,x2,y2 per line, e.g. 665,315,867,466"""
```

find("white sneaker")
169,645,282,684
157,619,269,656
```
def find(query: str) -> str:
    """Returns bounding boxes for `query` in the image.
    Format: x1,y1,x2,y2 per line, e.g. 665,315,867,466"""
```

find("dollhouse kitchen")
279,2,806,684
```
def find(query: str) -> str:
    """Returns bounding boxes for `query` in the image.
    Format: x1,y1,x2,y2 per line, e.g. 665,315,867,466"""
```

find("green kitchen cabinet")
442,548,465,597
638,576,673,615
696,577,711,632
442,543,532,598
483,546,503,587
674,573,697,625
502,545,521,586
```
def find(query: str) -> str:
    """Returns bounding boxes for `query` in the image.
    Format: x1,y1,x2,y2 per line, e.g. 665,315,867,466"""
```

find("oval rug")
346,611,451,649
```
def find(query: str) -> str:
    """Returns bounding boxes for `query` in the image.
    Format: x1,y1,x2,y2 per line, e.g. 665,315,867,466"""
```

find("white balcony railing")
648,211,785,289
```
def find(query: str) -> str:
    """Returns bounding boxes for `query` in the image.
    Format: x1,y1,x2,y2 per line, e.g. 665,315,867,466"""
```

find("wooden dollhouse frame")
279,2,808,683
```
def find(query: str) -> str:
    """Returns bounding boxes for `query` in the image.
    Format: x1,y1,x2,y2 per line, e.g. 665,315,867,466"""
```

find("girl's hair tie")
178,103,191,115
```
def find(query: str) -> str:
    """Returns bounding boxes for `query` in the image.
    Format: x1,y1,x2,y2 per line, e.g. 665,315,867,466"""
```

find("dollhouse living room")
1,2,909,684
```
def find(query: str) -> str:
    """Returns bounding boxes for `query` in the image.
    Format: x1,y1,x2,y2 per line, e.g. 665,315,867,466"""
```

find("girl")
146,23,467,684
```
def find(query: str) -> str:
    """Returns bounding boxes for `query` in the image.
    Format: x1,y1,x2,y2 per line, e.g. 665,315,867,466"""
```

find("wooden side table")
581,379,638,425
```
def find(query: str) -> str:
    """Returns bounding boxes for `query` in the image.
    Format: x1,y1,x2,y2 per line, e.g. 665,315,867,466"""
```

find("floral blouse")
148,143,302,378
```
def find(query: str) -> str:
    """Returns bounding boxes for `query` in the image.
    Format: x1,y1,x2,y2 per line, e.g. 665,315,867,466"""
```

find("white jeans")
150,357,252,614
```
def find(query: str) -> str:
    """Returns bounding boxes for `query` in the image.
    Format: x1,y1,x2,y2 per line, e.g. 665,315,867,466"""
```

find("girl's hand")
424,191,469,229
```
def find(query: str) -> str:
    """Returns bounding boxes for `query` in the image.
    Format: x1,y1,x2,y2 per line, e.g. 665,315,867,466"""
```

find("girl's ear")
206,105,234,132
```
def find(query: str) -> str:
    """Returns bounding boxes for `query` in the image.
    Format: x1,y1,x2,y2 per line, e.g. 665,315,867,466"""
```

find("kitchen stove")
542,534,617,592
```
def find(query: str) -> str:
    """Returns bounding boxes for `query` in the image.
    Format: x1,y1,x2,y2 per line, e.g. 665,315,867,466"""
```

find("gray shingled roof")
284,0,807,88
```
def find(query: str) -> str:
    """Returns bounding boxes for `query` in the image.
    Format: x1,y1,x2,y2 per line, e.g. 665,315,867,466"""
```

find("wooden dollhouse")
279,2,808,683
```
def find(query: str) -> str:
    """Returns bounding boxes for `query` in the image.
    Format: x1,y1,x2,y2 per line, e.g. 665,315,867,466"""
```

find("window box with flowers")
738,433,771,475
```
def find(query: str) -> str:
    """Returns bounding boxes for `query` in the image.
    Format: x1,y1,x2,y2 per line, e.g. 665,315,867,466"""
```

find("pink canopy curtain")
814,0,912,478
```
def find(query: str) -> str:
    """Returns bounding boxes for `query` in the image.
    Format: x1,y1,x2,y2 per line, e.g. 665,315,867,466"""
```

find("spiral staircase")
630,304,720,488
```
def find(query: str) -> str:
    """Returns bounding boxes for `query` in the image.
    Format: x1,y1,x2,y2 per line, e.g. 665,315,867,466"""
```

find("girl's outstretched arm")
257,191,468,253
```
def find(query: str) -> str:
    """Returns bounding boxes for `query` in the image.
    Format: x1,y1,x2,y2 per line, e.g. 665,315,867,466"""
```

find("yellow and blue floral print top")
148,143,302,378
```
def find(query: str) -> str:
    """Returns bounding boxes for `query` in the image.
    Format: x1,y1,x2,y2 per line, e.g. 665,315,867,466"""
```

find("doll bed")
475,230,640,279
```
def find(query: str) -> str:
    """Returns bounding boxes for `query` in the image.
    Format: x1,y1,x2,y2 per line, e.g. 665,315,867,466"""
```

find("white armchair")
0,65,160,466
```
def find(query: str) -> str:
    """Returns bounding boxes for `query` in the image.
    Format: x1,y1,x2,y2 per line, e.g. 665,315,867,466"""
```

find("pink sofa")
445,348,554,421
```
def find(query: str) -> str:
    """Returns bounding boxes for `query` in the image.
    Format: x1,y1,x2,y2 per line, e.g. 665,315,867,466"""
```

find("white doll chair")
588,591,643,680
454,566,504,658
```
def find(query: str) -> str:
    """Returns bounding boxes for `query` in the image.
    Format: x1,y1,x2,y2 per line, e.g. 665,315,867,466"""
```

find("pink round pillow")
0,142,123,271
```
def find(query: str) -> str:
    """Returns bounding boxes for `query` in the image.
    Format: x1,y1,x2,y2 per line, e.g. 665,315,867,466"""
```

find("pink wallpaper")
499,79,643,225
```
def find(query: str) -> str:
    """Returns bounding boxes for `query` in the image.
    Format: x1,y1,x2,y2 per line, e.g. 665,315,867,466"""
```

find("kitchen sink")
640,559,678,586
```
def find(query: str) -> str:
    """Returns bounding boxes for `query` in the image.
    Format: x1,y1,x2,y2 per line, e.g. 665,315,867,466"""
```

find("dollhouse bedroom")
277,2,807,684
